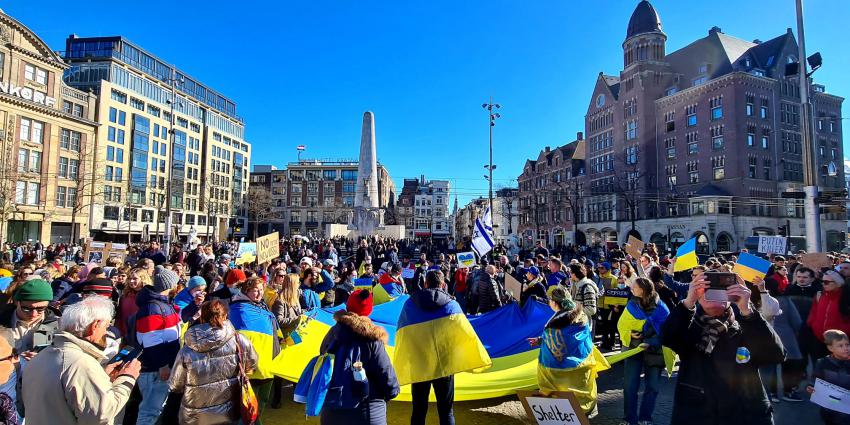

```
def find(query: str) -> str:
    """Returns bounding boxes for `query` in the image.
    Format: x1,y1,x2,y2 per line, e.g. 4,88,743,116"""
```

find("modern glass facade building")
63,35,250,242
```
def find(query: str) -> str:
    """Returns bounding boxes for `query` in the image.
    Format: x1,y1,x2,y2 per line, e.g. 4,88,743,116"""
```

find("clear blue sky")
5,0,849,205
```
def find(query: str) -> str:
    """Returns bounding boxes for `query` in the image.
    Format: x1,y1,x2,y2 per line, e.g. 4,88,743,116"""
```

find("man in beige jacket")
22,295,141,424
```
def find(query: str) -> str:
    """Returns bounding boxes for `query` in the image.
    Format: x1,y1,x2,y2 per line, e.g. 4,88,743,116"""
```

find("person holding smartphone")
662,272,785,425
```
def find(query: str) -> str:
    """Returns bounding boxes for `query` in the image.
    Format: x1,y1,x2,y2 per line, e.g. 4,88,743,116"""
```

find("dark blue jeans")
411,375,455,425
623,355,662,425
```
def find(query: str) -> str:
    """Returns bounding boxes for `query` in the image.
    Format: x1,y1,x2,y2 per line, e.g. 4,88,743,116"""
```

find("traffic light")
777,225,787,237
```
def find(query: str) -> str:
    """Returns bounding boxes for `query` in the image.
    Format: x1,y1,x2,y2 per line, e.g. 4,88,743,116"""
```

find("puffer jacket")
475,273,504,314
169,321,258,425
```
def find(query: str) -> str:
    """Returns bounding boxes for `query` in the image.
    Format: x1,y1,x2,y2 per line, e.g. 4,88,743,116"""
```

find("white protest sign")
517,390,589,425
811,378,850,414
758,236,787,255
401,267,415,279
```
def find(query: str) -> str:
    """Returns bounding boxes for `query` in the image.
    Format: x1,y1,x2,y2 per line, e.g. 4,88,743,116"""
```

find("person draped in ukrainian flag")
394,269,491,425
617,277,671,425
229,277,281,425
529,285,610,418
373,264,407,305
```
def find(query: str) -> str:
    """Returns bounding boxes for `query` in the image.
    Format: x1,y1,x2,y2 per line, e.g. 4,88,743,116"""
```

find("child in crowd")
808,329,850,425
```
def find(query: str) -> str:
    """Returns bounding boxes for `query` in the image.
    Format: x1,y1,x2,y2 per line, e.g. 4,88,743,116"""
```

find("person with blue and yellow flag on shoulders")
229,277,281,425
617,276,670,425
394,269,491,425
529,285,611,418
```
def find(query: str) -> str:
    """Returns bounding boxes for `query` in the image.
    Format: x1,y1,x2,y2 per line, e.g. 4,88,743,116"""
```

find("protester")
618,277,670,425
530,285,609,417
474,265,505,314
520,266,547,306
22,295,141,425
229,277,281,424
134,266,182,425
662,272,785,425
807,270,850,356
808,329,850,425
317,289,400,424
394,270,491,425
546,258,567,287
209,268,246,305
168,300,258,425
174,276,207,322
270,272,303,408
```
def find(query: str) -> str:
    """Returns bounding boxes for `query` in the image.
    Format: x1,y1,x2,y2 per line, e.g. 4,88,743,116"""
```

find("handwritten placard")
811,378,850,414
757,236,787,255
457,251,476,268
625,236,645,258
800,253,833,272
401,267,415,279
256,232,280,264
517,390,590,425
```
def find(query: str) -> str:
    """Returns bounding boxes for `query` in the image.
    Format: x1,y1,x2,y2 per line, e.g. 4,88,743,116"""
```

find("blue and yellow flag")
229,300,282,380
354,277,374,291
733,252,771,283
537,323,610,413
617,299,676,375
293,353,334,417
393,298,492,386
372,283,394,305
673,237,699,272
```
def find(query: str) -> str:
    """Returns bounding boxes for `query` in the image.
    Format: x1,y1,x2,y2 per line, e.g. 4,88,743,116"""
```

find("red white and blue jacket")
134,286,181,372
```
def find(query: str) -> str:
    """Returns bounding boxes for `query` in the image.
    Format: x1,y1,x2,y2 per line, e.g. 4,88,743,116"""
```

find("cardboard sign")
757,236,787,255
504,273,522,301
236,243,257,265
625,236,645,258
457,251,476,268
83,240,109,264
517,390,590,425
800,252,833,271
256,232,280,264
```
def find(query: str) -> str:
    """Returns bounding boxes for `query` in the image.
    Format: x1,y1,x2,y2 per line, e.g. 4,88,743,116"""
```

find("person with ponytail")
617,277,670,425
529,286,610,418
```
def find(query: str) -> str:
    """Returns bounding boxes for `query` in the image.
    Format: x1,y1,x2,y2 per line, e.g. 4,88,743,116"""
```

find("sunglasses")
20,305,47,313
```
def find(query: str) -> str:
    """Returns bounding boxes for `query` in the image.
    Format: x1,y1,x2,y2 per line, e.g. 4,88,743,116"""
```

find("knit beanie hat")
346,289,374,317
547,285,576,311
13,279,53,302
226,269,247,287
152,266,179,293
188,275,207,290
82,277,115,298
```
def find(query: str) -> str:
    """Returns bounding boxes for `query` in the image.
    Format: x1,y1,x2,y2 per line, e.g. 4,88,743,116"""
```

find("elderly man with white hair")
22,295,141,425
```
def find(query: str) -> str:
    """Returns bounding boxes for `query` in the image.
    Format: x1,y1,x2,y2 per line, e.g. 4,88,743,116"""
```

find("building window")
687,162,699,184
686,132,698,155
625,146,638,164
747,125,756,147
761,135,769,149
748,157,757,178
711,126,724,150
341,170,357,181
710,96,723,120
763,159,772,180
686,105,697,127
15,181,40,205
692,76,707,86
712,157,725,180
17,149,42,173
111,89,128,103
324,196,335,207
19,118,44,144
104,206,120,220
24,64,48,84
760,100,769,119
746,94,755,116
665,138,676,159
323,170,337,180
130,97,145,111
625,120,637,140
60,129,82,151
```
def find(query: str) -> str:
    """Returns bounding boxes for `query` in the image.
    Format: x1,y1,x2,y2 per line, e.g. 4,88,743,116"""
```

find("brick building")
519,0,845,253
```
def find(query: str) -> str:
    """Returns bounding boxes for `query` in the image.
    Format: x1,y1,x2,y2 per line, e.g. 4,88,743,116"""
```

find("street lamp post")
163,72,183,250
795,0,823,252
482,97,501,216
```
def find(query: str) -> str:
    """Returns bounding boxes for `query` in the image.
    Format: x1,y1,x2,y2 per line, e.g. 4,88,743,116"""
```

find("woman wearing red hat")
317,289,400,425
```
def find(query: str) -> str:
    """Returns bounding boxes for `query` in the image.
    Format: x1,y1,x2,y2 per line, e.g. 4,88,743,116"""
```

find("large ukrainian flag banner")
393,298,492,386
617,299,677,375
229,300,281,380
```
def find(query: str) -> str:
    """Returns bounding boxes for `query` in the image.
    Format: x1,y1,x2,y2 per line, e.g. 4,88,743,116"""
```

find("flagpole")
482,98,501,259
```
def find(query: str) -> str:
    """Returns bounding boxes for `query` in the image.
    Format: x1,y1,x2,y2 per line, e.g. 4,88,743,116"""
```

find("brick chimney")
577,131,584,140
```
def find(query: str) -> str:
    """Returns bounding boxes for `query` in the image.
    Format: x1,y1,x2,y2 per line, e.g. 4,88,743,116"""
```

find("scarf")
695,306,740,355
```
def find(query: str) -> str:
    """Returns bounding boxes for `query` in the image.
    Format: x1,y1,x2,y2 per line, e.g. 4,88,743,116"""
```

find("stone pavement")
263,362,824,424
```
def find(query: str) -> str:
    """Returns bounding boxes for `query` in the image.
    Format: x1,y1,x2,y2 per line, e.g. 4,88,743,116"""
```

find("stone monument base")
325,223,406,240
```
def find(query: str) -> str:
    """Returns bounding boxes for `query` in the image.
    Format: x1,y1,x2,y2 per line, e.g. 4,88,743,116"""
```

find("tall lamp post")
482,98,501,215
793,0,824,252
163,72,184,250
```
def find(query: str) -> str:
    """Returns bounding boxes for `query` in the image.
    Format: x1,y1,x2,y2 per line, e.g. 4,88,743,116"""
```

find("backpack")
323,344,370,411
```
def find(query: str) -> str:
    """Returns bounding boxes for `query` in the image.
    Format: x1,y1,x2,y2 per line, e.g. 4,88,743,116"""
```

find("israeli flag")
471,211,494,257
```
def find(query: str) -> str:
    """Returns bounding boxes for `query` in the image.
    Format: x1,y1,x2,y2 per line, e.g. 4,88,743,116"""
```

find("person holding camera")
662,272,785,425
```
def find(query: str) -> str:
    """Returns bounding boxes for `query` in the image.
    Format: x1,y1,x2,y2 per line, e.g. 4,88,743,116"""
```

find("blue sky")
5,0,848,205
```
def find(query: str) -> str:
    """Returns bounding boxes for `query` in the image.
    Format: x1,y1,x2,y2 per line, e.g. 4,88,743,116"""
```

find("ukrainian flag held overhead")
733,252,772,283
673,237,699,272
393,297,491,386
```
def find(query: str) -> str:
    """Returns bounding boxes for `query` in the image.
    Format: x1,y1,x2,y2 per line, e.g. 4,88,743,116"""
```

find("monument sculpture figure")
349,111,384,235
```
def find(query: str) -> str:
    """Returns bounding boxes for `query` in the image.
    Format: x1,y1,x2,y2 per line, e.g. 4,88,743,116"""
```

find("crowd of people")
0,234,847,425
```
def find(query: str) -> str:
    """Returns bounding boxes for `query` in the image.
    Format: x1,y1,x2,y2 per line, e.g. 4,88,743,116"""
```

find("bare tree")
0,126,20,243
611,146,649,236
554,176,586,245
247,186,273,240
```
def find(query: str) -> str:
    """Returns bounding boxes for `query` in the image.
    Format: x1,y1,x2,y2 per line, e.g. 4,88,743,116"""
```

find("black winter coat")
661,303,786,425
475,273,504,314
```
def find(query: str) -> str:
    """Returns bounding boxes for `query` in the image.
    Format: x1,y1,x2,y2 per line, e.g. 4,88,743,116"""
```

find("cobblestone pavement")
264,362,823,424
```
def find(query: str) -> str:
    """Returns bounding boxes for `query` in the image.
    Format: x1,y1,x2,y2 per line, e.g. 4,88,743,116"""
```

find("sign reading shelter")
757,236,787,255
457,251,476,268
0,82,57,107
517,390,590,425
256,232,280,264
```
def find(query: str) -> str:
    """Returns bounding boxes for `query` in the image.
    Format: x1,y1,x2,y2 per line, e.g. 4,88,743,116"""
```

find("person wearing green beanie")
1,278,60,363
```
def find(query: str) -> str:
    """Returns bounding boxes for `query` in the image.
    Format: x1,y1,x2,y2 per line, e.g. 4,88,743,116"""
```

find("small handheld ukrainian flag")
733,252,771,283
673,237,699,272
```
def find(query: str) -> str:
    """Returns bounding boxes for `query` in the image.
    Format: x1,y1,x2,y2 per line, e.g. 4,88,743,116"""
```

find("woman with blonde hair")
116,268,151,336
270,273,303,409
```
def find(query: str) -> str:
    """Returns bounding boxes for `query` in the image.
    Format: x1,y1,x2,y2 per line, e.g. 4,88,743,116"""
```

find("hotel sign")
0,82,57,107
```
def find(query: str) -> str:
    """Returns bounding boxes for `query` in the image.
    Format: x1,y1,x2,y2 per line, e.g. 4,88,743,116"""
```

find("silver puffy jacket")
169,320,258,425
